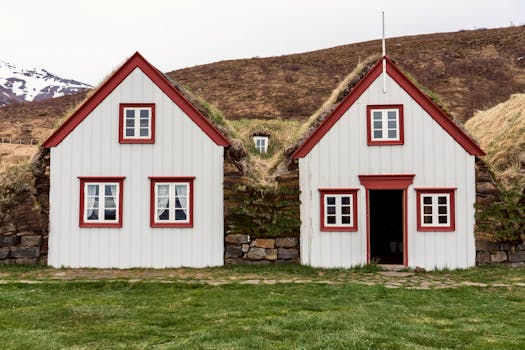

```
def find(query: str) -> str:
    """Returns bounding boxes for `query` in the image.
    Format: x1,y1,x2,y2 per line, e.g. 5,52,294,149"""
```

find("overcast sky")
1,0,524,85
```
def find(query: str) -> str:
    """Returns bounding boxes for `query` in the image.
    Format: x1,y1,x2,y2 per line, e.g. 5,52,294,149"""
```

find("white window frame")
253,136,269,153
123,106,153,140
419,193,451,228
153,182,191,224
83,182,120,224
370,108,400,142
319,189,359,231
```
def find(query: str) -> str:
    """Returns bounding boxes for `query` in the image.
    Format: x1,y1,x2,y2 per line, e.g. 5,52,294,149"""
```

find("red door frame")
358,174,415,266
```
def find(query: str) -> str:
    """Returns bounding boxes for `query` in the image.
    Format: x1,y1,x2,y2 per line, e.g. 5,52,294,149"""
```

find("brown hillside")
168,26,525,122
0,26,524,145
0,92,88,143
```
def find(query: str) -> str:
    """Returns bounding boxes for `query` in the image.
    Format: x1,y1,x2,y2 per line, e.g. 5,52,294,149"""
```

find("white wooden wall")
300,73,476,270
48,68,224,268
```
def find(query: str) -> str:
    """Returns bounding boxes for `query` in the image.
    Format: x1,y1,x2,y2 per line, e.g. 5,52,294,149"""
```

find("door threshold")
378,264,407,271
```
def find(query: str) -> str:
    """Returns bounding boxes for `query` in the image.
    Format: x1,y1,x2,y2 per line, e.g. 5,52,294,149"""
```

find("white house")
292,56,485,270
43,52,230,268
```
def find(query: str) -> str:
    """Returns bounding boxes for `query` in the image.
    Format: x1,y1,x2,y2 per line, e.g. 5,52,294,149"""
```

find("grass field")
0,265,524,349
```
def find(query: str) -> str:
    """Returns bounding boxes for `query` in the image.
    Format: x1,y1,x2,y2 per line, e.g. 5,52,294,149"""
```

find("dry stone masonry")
225,234,299,265
476,240,525,266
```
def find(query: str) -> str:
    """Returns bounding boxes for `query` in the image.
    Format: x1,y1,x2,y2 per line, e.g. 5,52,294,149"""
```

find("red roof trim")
43,52,230,148
291,56,485,158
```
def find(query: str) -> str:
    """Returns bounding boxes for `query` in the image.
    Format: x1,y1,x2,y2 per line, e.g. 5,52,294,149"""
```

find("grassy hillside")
465,93,525,188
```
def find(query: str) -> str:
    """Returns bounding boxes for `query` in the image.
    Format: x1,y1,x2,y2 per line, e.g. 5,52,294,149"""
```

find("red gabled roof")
43,52,230,148
291,56,485,158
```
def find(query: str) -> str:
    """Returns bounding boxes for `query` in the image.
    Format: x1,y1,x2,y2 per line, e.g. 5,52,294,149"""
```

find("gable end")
43,52,230,148
291,56,485,158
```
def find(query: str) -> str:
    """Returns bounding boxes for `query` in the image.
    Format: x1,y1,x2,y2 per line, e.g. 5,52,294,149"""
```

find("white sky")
1,0,523,86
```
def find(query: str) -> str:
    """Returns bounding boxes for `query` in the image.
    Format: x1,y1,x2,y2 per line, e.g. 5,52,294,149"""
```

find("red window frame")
319,189,359,232
367,104,404,145
149,176,195,228
415,188,456,232
78,176,125,228
119,103,156,144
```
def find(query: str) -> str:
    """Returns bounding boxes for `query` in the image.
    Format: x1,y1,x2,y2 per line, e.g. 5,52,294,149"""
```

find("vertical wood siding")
48,68,224,268
300,74,476,269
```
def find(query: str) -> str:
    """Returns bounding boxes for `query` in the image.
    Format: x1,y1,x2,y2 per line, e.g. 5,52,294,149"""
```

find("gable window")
367,105,404,145
79,177,125,228
416,188,456,231
253,136,269,153
319,189,358,231
119,103,155,143
149,177,194,228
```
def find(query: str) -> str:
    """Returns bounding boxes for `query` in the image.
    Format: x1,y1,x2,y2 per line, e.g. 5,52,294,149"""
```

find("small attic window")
253,136,269,153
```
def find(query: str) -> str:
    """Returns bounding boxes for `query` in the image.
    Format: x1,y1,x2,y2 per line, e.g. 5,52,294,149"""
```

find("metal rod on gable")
382,11,387,93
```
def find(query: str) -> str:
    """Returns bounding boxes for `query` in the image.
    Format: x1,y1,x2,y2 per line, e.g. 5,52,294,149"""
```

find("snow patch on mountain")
0,60,91,106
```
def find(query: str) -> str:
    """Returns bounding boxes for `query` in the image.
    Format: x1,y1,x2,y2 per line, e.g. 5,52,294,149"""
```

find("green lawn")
0,266,524,349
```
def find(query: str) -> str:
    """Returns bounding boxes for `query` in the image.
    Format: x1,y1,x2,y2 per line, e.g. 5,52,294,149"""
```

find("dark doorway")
369,190,404,264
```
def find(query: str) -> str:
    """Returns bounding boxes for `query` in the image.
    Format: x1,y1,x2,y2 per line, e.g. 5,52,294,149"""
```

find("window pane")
157,185,169,196
326,197,335,205
140,119,149,127
87,209,98,220
157,197,169,209
342,206,351,215
373,111,382,119
105,185,117,196
175,197,187,209
175,209,187,221
438,196,447,204
140,109,149,118
87,197,99,208
157,209,169,221
126,128,134,137
388,121,397,128
438,215,448,224
327,216,336,224
438,206,447,214
341,196,350,205
126,119,134,127
126,110,135,118
341,216,351,224
373,121,382,129
387,111,397,119
139,128,149,137
175,185,187,196
327,206,336,215
388,130,397,139
423,196,432,205
424,216,432,224
374,130,382,139
105,197,116,208
87,184,99,196
423,206,432,215
104,210,116,221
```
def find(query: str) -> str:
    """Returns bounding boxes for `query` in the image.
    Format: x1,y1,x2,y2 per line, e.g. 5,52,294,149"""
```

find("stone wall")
476,240,525,267
225,234,300,265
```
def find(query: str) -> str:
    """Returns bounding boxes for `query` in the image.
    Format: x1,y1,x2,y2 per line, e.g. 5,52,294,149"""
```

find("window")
79,177,125,228
149,177,195,228
253,136,269,153
119,103,155,143
319,189,358,231
367,105,404,145
416,188,456,231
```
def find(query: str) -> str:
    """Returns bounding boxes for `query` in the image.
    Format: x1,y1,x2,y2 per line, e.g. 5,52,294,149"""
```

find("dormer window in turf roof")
253,135,269,154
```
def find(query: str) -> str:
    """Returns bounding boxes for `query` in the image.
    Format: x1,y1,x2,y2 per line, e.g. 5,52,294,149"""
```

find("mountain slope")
1,25,524,144
168,25,525,122
0,60,91,106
